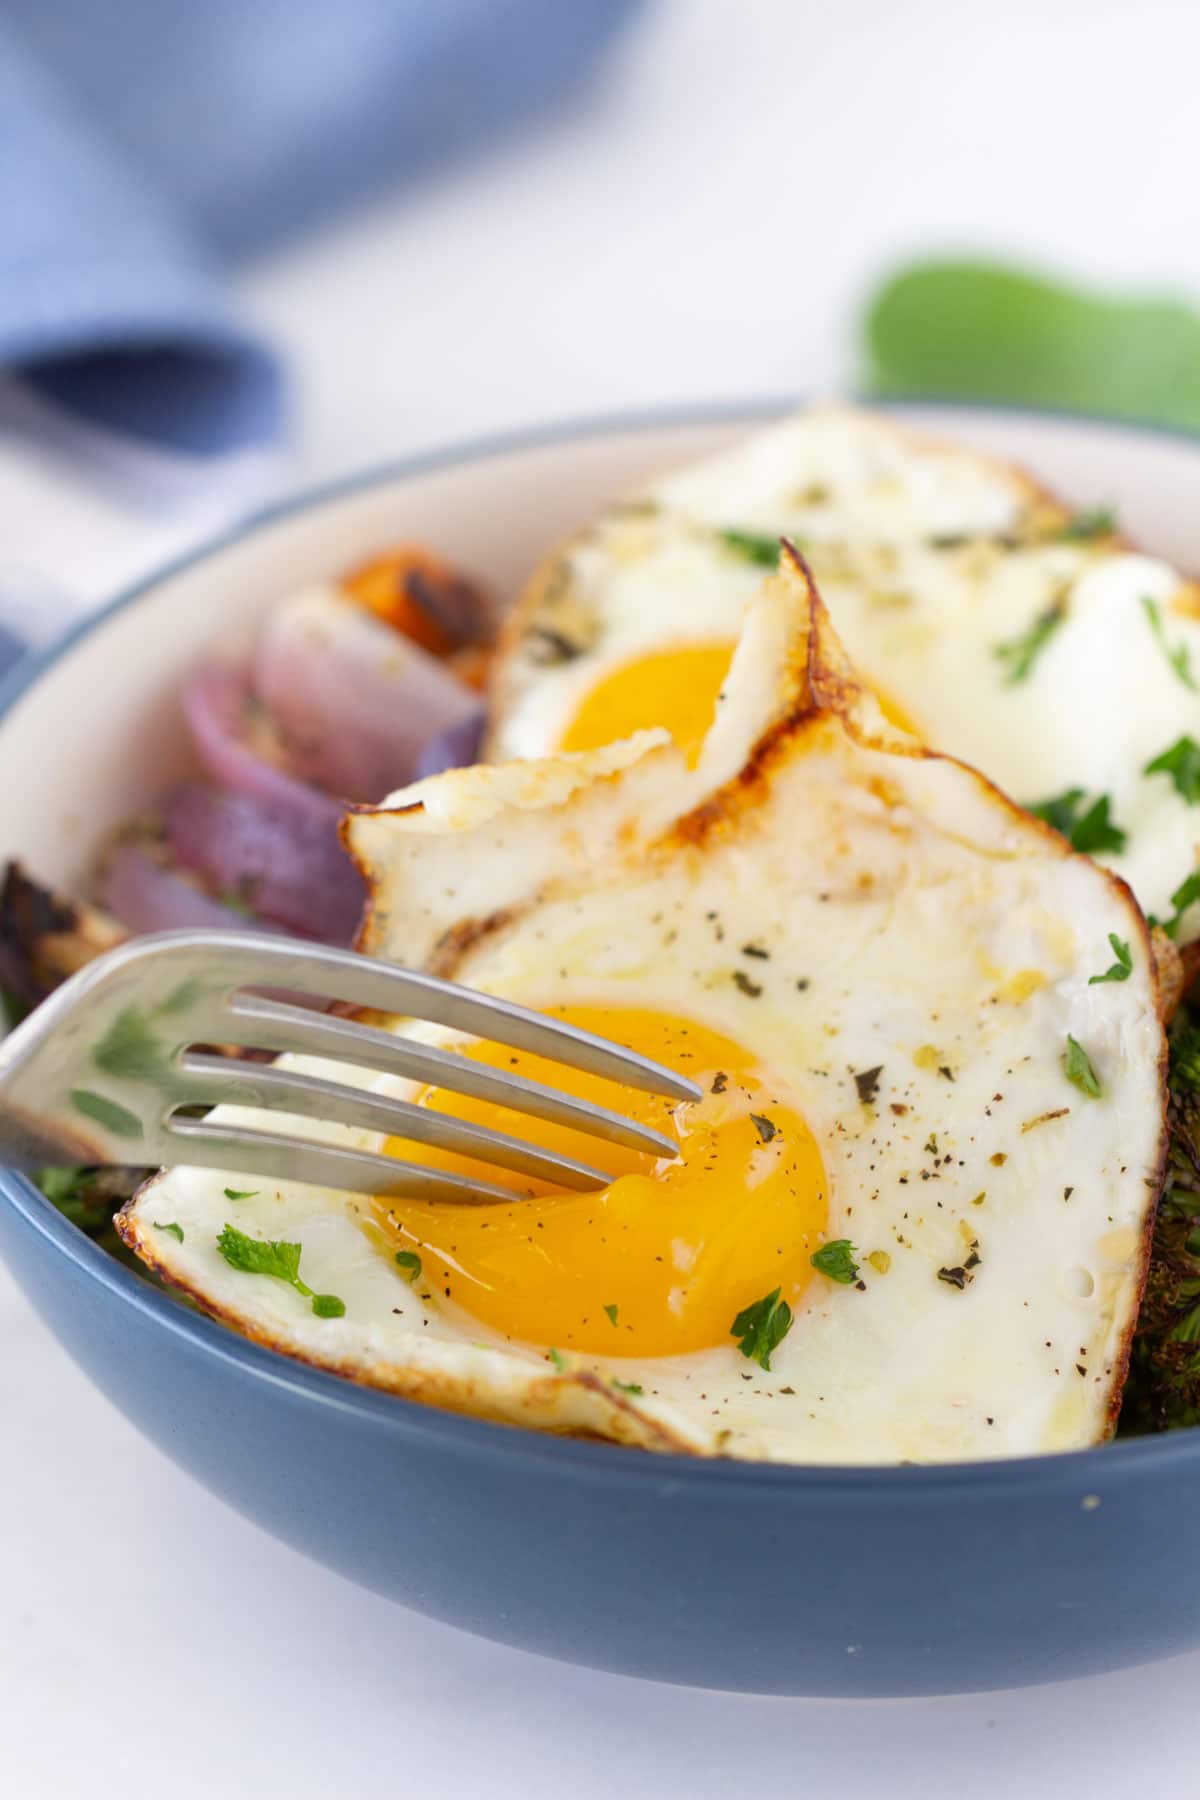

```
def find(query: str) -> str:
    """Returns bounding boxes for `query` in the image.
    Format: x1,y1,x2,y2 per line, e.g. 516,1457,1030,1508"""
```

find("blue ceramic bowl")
4,403,1200,1697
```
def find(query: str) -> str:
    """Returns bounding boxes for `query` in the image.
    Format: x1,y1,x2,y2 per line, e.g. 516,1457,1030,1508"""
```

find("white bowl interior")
4,404,1200,890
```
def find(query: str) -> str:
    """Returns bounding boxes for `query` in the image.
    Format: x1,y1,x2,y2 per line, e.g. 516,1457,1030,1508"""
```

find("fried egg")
119,552,1166,1463
488,406,1200,931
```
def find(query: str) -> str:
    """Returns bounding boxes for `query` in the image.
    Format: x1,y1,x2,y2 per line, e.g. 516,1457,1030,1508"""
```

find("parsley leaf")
603,1302,619,1326
612,1378,644,1397
718,528,781,567
1142,595,1198,692
1063,1035,1102,1099
216,1222,345,1319
1027,788,1127,854
1145,735,1200,804
1089,933,1133,985
548,1347,566,1372
730,1287,794,1371
992,602,1064,684
223,1187,258,1201
811,1239,860,1284
1162,869,1200,940
394,1250,423,1282
1058,506,1117,541
92,1007,165,1081
153,1220,184,1243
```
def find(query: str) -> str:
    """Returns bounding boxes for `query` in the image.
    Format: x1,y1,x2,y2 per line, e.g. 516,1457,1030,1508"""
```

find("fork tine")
220,995,681,1158
135,931,702,1101
164,1116,527,1203
177,1052,613,1191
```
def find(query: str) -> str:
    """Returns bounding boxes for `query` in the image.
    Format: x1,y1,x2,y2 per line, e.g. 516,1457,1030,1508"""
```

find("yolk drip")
558,640,920,760
379,1007,827,1357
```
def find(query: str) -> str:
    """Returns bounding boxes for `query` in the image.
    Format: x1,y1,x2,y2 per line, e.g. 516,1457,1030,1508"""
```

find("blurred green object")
862,260,1200,434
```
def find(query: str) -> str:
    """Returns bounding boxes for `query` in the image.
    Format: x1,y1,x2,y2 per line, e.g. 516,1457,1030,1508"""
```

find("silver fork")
0,930,701,1201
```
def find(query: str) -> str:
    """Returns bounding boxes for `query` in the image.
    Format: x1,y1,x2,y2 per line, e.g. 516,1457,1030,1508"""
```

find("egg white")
488,405,1200,928
121,553,1166,1464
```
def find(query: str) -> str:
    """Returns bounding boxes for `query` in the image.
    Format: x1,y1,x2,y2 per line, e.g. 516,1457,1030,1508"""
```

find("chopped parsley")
1027,788,1127,854
1145,735,1200,804
547,1347,566,1372
612,1378,644,1397
603,1302,619,1326
730,1287,794,1371
394,1250,423,1282
223,1187,259,1201
732,969,763,998
1142,594,1198,691
216,1222,345,1318
749,1113,779,1144
717,528,781,567
810,1239,860,1284
1058,506,1117,541
1160,868,1200,940
92,1006,164,1081
992,601,1065,685
153,1220,184,1243
1088,933,1133,985
69,1089,143,1139
1063,1035,1102,1099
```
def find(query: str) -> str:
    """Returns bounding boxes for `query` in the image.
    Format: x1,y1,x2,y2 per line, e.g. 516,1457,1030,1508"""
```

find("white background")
5,1,1200,1792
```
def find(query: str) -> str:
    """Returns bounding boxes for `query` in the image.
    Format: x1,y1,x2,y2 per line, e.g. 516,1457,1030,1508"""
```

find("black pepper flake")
1075,1363,1087,1377
964,1250,981,1270
741,942,770,960
750,1112,779,1144
937,1266,968,1289
796,978,810,991
938,1065,955,1081
854,1065,883,1105
779,1385,796,1395
1064,1186,1074,1201
732,969,763,998
711,1071,728,1094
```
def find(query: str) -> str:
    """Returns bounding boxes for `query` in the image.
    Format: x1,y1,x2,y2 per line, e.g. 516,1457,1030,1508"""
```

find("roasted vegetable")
0,860,125,1007
1120,1008,1200,1432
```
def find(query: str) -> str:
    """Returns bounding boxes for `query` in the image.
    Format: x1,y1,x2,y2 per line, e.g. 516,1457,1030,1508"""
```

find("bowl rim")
6,392,1200,1495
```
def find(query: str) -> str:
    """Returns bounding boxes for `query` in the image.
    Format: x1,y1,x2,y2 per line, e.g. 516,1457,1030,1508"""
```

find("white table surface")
6,1,1200,1792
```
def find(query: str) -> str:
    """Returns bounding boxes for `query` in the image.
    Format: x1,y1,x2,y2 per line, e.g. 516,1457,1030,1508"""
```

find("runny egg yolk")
379,1007,827,1357
558,640,919,760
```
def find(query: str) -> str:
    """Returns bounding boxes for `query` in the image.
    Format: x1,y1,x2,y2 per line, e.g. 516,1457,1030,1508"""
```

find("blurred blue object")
0,0,639,454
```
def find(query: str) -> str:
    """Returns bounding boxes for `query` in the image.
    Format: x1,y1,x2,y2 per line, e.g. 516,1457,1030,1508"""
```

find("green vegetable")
223,1187,258,1202
548,1347,566,1372
603,1302,619,1326
1144,735,1200,804
1122,1001,1200,1433
394,1250,423,1282
612,1378,643,1397
1161,869,1200,940
216,1222,345,1319
153,1220,184,1243
992,604,1064,685
1089,933,1133,985
730,1286,794,1370
1171,1027,1200,1094
1063,1035,1102,1099
862,260,1200,435
1027,789,1127,855
1058,507,1117,542
1142,596,1197,692
718,528,781,567
810,1239,860,1284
